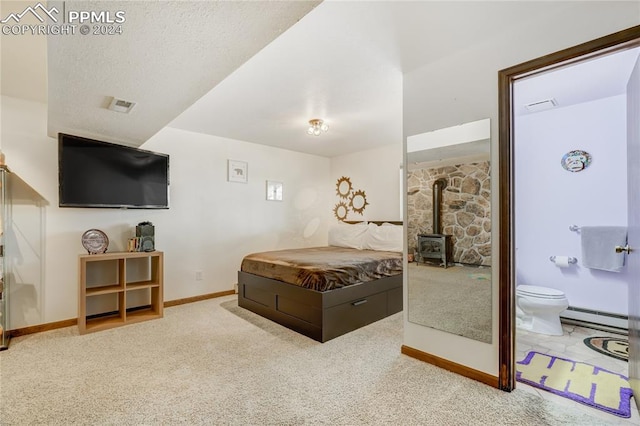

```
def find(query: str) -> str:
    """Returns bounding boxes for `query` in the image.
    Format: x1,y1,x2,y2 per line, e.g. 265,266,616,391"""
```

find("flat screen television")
58,133,170,209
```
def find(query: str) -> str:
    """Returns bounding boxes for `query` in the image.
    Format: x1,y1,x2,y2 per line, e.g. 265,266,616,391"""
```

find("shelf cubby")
78,251,163,334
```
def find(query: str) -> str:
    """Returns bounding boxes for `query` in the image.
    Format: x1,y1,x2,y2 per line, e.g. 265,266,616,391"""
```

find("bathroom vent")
524,98,557,112
107,97,136,114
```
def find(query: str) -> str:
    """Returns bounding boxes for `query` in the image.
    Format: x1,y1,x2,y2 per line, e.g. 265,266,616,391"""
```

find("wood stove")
415,177,453,268
416,233,452,268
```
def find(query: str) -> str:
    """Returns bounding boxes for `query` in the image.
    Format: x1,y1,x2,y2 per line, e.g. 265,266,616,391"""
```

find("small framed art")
228,160,248,183
266,180,283,201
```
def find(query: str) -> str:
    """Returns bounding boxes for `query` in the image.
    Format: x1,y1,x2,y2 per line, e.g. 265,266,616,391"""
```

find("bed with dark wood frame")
237,221,403,343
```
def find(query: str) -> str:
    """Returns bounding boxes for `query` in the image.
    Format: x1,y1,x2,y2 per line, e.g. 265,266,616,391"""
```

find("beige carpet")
408,263,492,343
0,295,613,425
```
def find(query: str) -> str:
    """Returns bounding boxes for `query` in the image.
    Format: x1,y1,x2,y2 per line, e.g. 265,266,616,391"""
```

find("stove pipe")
432,178,447,234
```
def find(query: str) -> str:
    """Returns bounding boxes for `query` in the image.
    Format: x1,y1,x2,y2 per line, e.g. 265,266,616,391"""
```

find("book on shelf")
127,237,143,252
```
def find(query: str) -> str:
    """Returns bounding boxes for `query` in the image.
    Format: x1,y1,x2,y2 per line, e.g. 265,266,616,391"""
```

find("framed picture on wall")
266,180,283,201
228,160,248,183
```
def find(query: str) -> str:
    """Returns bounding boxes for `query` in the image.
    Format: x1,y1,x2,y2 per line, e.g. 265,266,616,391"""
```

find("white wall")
1,95,331,328
515,95,629,315
402,3,640,377
330,143,402,223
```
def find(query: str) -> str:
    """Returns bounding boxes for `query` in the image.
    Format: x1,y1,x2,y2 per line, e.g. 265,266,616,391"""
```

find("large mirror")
406,119,492,343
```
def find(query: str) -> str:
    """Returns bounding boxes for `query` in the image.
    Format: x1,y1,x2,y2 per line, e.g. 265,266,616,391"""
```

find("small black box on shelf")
135,222,155,252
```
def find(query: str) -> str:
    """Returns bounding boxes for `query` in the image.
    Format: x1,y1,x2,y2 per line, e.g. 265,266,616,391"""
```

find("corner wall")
329,143,402,223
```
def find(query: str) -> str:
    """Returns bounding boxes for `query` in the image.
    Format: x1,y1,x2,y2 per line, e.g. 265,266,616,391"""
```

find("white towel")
581,226,627,272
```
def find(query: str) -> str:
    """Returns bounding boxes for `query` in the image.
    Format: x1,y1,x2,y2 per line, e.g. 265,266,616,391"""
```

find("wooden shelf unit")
78,251,163,334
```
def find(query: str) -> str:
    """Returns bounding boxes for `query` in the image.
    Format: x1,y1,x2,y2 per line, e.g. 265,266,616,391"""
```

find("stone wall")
407,161,491,266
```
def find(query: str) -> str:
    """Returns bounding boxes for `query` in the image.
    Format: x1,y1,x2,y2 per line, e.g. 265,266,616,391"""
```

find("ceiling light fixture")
307,119,329,136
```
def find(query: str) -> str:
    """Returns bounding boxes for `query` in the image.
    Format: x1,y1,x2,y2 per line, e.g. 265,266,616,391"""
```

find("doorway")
497,25,640,395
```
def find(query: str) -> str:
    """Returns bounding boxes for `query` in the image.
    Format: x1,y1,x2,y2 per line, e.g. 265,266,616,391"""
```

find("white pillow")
328,223,369,249
363,223,403,252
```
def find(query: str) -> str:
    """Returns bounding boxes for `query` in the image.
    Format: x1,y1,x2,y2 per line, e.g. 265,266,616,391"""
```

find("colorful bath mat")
516,351,632,418
584,337,629,362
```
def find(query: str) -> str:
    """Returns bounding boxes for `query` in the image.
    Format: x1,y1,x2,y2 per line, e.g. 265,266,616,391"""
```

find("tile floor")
517,323,640,425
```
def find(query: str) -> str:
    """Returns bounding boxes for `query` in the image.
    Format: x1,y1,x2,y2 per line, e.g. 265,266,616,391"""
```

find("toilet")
516,285,569,336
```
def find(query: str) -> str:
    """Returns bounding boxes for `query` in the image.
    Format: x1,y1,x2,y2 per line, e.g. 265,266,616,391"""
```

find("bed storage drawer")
322,291,388,341
238,270,402,343
243,284,272,307
276,295,322,324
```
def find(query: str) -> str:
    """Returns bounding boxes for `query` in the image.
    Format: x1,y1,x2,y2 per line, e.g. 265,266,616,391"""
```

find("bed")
237,221,403,342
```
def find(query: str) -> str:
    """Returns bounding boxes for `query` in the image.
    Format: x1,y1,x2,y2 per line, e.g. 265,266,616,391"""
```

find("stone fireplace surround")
407,161,491,266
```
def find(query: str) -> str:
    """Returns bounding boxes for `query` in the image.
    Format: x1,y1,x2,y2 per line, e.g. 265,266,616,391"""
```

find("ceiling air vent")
107,97,136,113
524,98,557,113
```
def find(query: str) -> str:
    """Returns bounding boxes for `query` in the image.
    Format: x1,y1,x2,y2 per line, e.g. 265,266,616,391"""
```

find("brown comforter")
240,246,403,292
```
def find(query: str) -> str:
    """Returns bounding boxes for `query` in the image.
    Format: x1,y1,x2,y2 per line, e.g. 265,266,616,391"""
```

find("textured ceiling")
2,1,639,158
169,1,552,158
169,1,638,158
44,0,320,146
169,1,404,158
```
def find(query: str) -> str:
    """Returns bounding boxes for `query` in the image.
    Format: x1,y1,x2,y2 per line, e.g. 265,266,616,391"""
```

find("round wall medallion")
349,189,369,215
333,201,349,222
81,229,109,254
561,150,592,172
336,176,353,199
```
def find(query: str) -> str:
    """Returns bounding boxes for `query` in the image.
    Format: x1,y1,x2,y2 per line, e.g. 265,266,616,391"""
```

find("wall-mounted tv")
58,133,170,209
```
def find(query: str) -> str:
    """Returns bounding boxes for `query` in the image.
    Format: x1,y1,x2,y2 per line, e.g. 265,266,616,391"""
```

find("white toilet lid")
516,285,566,299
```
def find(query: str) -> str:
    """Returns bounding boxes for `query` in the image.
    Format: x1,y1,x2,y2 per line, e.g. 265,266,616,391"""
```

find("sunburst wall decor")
333,176,369,221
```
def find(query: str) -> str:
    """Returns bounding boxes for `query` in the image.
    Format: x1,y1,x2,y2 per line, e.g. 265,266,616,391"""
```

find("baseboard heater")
561,306,628,335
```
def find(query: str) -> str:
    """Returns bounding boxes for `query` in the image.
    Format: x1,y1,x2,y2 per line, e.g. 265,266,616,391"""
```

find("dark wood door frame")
498,25,640,391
